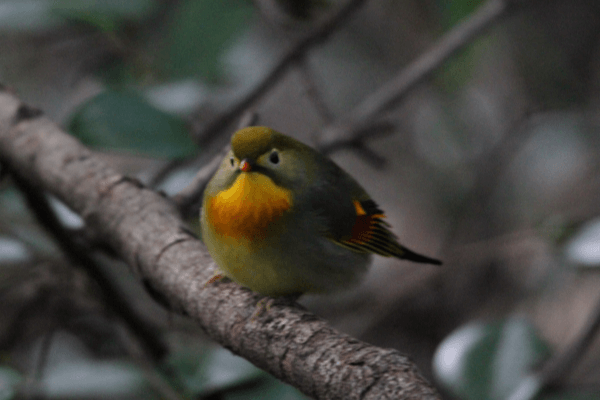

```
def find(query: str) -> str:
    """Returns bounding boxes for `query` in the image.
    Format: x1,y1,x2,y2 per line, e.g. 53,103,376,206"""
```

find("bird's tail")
399,245,442,265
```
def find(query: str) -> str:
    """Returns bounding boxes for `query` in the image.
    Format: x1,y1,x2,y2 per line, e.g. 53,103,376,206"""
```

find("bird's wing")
332,198,441,264
332,198,406,257
304,156,441,264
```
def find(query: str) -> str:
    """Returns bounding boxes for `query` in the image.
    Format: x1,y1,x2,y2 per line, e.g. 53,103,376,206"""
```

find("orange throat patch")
207,173,292,241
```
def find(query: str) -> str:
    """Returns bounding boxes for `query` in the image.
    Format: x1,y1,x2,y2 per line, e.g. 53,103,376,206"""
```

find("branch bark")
0,90,440,399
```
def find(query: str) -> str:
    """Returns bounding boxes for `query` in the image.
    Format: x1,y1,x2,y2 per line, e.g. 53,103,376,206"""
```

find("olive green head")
231,126,306,160
226,126,320,189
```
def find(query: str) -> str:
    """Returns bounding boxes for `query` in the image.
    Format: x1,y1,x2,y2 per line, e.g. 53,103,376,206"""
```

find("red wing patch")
338,199,408,258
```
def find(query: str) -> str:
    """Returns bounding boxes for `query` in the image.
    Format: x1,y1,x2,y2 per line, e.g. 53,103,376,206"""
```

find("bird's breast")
206,173,292,242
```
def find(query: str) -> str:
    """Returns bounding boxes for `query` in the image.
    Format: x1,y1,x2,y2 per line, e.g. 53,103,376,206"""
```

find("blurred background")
0,0,600,399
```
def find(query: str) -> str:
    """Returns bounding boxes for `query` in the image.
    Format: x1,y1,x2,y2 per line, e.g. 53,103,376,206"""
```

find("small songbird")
201,126,441,297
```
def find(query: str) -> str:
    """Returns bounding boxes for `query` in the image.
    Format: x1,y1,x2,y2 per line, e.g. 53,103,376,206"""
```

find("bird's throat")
207,173,292,241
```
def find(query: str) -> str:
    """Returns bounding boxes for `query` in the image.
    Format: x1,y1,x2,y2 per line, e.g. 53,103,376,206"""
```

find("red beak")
240,159,252,172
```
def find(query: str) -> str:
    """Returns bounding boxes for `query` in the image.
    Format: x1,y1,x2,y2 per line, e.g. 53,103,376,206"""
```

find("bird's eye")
230,157,235,167
269,151,279,164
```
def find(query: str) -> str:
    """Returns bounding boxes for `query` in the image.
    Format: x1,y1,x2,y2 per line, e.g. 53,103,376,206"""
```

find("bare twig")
318,0,531,152
194,0,369,147
22,328,56,399
507,292,600,400
0,90,440,400
317,119,396,155
297,56,335,124
441,108,541,248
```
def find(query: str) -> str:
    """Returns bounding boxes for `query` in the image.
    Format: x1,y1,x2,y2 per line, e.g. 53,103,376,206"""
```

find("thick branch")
9,171,168,362
0,90,439,399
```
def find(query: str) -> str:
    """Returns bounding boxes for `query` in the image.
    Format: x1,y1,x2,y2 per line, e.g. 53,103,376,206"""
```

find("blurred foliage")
167,347,309,399
68,91,196,158
0,366,21,400
564,218,600,269
40,360,148,399
434,317,600,400
436,0,485,28
434,318,551,400
160,0,254,82
0,0,600,399
51,0,160,32
0,0,159,33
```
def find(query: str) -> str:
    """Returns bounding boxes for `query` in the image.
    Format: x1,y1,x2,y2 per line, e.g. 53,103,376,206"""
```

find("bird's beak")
239,158,253,172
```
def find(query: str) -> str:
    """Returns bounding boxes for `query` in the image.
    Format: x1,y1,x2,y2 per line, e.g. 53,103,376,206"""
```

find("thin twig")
507,292,600,400
297,56,335,124
318,0,529,152
318,118,396,155
440,108,541,248
22,328,56,400
193,0,369,147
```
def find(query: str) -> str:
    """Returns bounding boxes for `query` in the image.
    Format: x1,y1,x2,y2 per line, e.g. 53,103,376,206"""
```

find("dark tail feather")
400,246,442,265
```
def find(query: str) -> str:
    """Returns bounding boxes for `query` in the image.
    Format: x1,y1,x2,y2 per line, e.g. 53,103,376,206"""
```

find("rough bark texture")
0,90,440,400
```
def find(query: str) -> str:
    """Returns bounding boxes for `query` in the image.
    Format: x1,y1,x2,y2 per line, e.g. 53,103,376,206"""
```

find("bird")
201,126,441,298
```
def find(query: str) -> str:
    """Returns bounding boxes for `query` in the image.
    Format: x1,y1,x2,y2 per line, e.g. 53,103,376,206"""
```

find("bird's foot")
251,297,274,320
203,272,225,287
251,294,302,320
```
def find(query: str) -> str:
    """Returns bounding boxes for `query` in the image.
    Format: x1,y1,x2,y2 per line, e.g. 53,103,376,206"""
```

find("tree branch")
9,170,168,362
193,0,369,147
318,0,535,152
0,90,440,399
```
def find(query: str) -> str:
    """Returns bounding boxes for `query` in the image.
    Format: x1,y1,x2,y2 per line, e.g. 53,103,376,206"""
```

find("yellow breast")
206,172,292,242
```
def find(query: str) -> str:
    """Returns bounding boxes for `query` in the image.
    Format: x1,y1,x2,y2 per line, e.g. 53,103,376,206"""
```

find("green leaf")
0,0,159,33
0,366,22,400
0,1,64,32
433,317,551,400
41,361,147,398
51,0,160,31
161,0,254,81
437,0,484,28
68,91,197,159
167,347,309,399
436,36,492,93
433,0,489,92
224,375,310,400
167,347,264,396
0,237,30,264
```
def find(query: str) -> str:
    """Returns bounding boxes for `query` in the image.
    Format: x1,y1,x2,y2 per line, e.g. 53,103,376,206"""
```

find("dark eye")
230,157,235,167
269,151,279,164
